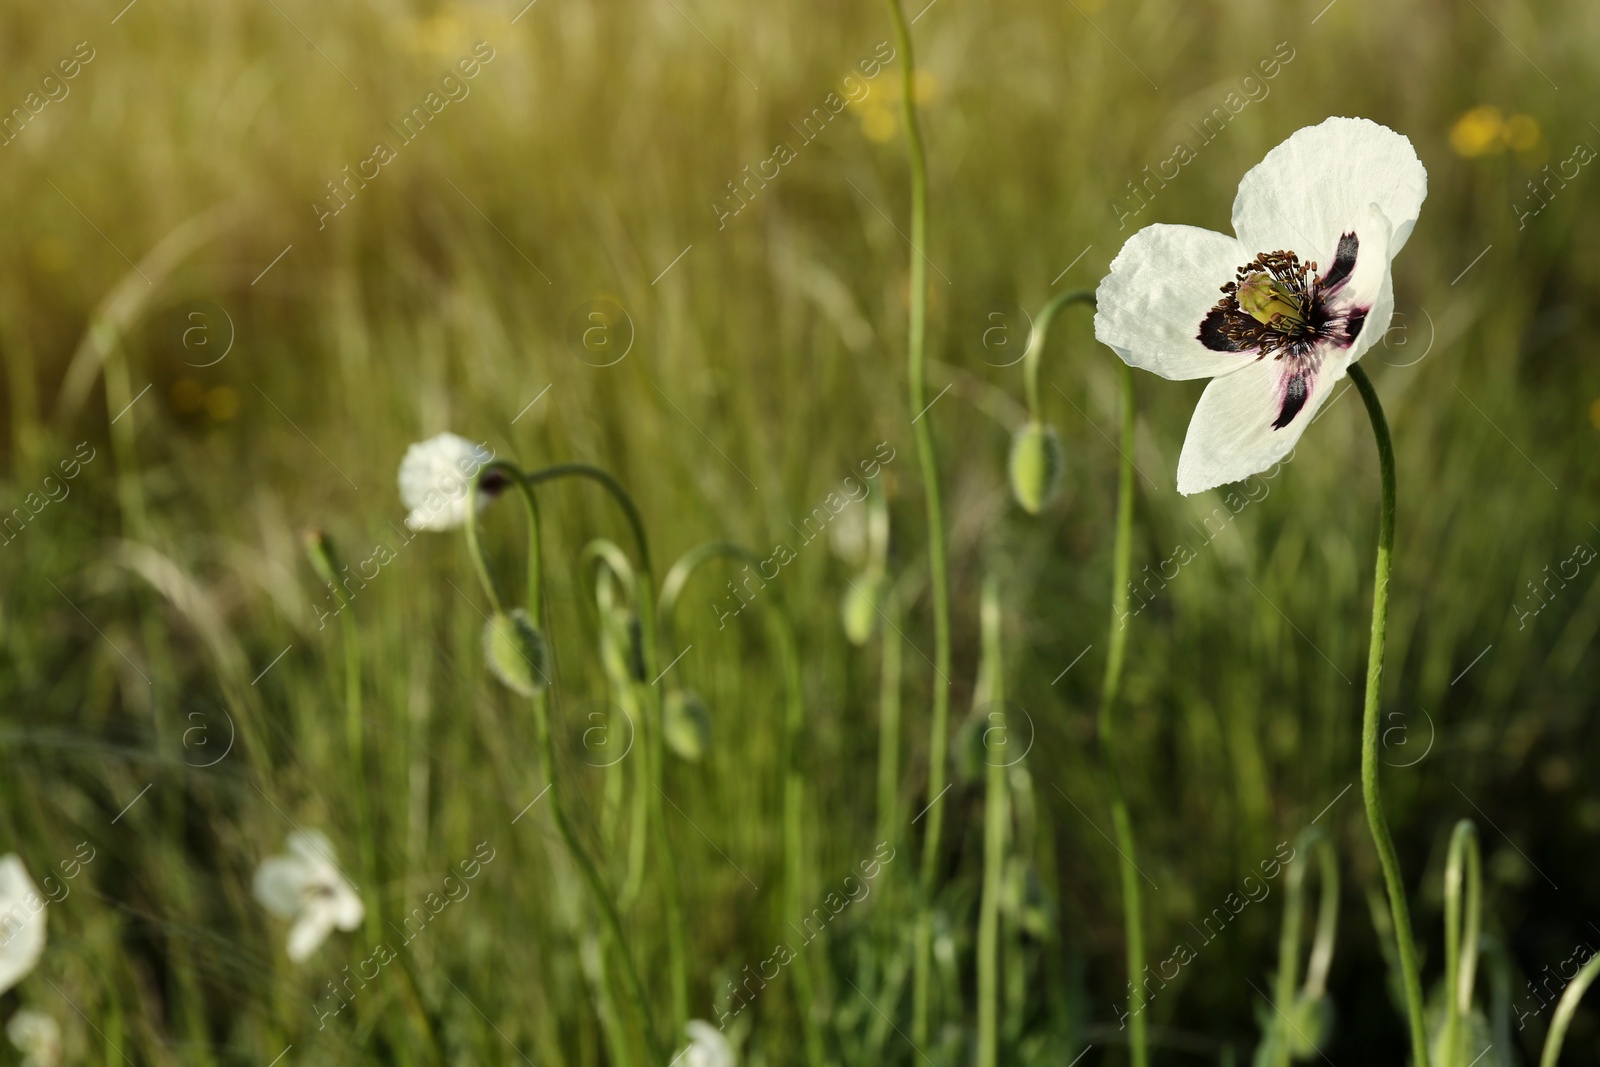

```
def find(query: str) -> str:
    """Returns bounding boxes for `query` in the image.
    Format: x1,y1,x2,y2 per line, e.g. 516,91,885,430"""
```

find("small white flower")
679,1019,735,1067
253,831,364,963
398,432,499,531
6,1009,61,1067
0,855,47,995
1095,116,1427,495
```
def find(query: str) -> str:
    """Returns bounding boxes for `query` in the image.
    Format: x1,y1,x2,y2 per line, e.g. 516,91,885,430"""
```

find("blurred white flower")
6,1009,61,1067
0,855,47,995
253,831,364,963
398,432,498,531
680,1020,735,1067
1095,116,1427,495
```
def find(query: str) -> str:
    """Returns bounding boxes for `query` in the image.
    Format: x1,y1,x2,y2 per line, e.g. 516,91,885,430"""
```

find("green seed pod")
1008,421,1064,515
841,572,885,646
664,688,711,762
483,609,549,697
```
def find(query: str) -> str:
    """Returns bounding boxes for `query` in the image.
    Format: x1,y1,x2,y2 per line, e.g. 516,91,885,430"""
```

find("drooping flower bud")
1007,421,1064,515
482,609,548,696
663,688,711,762
303,527,343,589
841,571,886,646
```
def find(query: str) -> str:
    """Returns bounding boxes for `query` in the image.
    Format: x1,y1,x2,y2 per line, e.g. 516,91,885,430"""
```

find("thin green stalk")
525,463,689,1033
1098,360,1147,1067
882,0,953,1043
876,587,904,852
1266,828,1338,1067
660,542,826,1067
1348,363,1430,1066
976,576,1006,1067
467,465,664,1064
1442,820,1483,1067
1022,289,1096,422
1540,953,1600,1067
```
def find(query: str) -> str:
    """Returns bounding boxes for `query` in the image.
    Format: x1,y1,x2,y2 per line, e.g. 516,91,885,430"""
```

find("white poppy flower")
0,856,47,996
1095,117,1427,495
678,1019,735,1067
6,1008,61,1067
253,831,364,963
397,432,500,531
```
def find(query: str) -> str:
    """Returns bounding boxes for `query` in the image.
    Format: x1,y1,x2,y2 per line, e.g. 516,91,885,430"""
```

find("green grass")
2,0,1599,1062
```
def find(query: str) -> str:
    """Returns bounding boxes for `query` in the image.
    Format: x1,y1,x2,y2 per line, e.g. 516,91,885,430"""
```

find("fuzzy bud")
1008,422,1064,514
483,610,548,696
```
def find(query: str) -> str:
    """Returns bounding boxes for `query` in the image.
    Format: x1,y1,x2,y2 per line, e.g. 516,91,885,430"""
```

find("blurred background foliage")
0,0,1597,1062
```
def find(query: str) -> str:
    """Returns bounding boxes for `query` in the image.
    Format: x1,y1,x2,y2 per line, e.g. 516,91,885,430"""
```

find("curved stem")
658,542,826,1066
882,0,953,1043
1541,953,1600,1067
1348,363,1430,1066
1443,820,1483,1067
1267,828,1339,1067
522,463,688,1033
1022,289,1096,422
1097,360,1147,1067
470,464,664,1064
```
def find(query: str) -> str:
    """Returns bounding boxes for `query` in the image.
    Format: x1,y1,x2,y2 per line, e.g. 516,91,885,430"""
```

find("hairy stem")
1022,289,1096,422
1348,363,1430,1066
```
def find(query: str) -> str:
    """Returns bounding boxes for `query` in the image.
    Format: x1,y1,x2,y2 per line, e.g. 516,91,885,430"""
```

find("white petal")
1094,225,1250,381
286,829,340,876
684,1020,735,1067
1176,356,1345,495
1329,206,1397,369
1232,117,1427,267
286,910,338,963
0,857,46,996
326,880,366,932
398,432,494,532
252,856,307,919
6,1008,61,1067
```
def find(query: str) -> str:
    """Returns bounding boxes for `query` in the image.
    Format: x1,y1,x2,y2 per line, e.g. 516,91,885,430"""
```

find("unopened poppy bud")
303,528,343,589
483,610,548,696
1008,422,1064,514
841,572,886,646
663,688,711,762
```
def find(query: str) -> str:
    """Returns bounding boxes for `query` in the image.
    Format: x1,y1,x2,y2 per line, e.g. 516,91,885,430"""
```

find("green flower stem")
1267,828,1338,1067
1348,363,1430,1067
1442,820,1482,1066
1098,360,1148,1067
522,463,688,1035
335,604,382,946
1022,289,1096,423
1540,953,1600,1067
976,576,1007,1067
466,465,665,1065
876,586,904,853
660,542,826,1066
882,0,953,1043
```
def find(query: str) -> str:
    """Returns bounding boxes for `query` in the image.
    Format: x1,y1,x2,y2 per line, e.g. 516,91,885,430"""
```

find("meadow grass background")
1,0,1598,1062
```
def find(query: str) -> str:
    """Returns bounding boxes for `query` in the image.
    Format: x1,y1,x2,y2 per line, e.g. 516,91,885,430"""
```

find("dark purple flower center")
1197,232,1369,429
